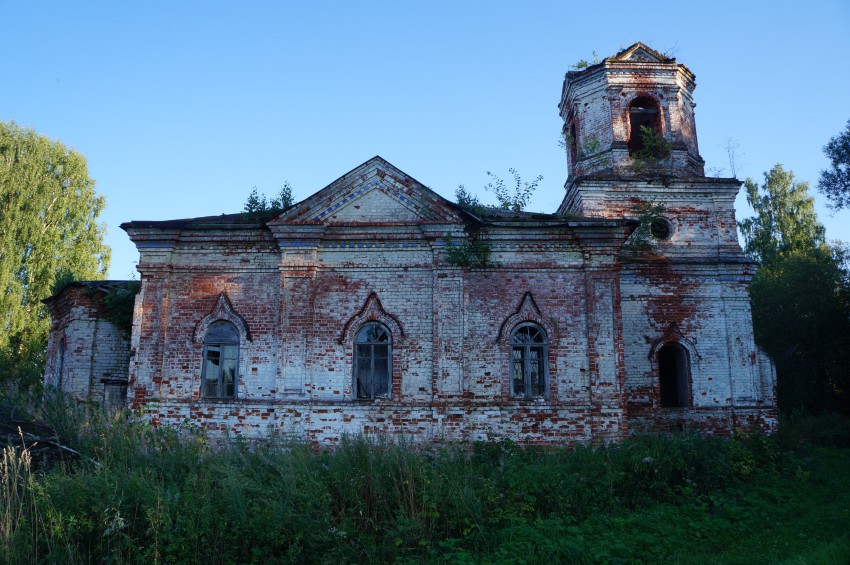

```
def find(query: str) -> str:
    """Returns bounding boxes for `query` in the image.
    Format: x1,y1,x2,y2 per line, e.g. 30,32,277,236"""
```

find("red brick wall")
125,219,645,444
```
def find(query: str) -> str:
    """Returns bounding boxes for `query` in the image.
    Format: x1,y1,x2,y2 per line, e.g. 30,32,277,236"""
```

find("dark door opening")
659,343,689,407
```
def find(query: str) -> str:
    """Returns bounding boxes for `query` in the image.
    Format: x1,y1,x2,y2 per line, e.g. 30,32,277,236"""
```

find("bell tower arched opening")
627,96,662,155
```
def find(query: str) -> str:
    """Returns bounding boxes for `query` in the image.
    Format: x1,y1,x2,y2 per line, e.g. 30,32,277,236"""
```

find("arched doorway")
658,343,690,407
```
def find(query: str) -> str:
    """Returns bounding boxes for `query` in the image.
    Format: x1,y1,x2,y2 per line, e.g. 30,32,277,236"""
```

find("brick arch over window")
648,323,700,408
647,323,700,366
496,292,556,344
193,293,252,345
339,292,404,346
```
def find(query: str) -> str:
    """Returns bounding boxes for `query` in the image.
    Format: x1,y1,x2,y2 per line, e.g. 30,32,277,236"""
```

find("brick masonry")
43,283,132,410
44,42,776,443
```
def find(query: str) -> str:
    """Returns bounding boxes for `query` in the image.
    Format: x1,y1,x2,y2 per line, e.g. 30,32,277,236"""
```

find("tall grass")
0,393,847,563
1,444,34,557
0,438,73,562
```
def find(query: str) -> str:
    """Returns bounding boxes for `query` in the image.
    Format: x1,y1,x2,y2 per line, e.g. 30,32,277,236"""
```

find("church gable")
609,42,674,64
269,156,464,226
321,185,422,223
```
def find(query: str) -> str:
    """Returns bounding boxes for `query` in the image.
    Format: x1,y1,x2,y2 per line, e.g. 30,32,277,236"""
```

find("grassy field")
1,395,848,564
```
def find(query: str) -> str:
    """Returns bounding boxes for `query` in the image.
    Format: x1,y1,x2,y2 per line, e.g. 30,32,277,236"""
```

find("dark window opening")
510,323,548,398
628,96,661,155
202,320,239,398
650,218,673,240
658,343,689,407
354,322,392,400
568,122,579,166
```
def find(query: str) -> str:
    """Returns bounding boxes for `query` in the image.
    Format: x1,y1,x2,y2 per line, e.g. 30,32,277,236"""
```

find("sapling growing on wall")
443,233,494,268
570,50,600,70
624,201,667,250
449,169,543,265
102,282,140,332
454,185,487,215
559,132,602,158
484,168,543,212
631,126,671,171
243,182,295,220
454,168,543,214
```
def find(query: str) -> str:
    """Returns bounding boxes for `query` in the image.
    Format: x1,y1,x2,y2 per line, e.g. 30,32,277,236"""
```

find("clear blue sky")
2,1,849,280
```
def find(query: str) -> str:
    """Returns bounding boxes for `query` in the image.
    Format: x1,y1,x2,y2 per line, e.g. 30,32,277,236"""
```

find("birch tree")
0,122,110,385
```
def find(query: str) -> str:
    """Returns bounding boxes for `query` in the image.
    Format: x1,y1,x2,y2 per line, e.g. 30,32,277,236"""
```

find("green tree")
738,163,849,414
818,119,850,210
0,122,110,386
738,164,825,263
750,246,850,414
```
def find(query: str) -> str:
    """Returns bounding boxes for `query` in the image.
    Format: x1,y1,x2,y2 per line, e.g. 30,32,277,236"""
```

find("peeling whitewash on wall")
45,43,777,444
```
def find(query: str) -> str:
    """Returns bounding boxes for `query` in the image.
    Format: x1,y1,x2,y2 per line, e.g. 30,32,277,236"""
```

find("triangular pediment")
268,156,465,226
611,42,673,64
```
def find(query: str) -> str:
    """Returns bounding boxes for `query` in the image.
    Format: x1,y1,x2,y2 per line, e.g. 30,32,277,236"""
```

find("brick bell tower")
556,42,743,259
556,42,778,433
557,42,706,217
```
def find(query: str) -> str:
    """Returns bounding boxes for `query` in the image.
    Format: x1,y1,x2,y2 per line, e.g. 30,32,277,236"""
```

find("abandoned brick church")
43,43,777,443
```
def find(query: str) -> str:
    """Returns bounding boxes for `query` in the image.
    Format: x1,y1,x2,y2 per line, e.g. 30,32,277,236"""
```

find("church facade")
43,43,777,443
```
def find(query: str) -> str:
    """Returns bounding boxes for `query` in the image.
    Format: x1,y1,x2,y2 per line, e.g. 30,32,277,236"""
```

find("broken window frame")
201,320,240,399
658,342,690,408
510,323,548,398
354,321,392,400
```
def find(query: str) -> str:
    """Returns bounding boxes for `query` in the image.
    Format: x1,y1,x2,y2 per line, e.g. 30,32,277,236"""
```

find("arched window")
628,96,661,155
510,323,548,398
658,343,690,407
202,320,239,398
354,322,392,400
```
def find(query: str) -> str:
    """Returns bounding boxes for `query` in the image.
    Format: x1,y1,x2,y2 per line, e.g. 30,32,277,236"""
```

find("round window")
650,218,673,240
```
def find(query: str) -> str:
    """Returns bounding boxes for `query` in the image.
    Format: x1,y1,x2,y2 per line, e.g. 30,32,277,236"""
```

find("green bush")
778,409,850,447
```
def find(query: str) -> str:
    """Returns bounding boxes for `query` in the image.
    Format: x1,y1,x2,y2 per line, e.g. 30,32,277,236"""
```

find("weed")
1,393,848,563
443,235,495,268
631,125,671,170
624,201,667,251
